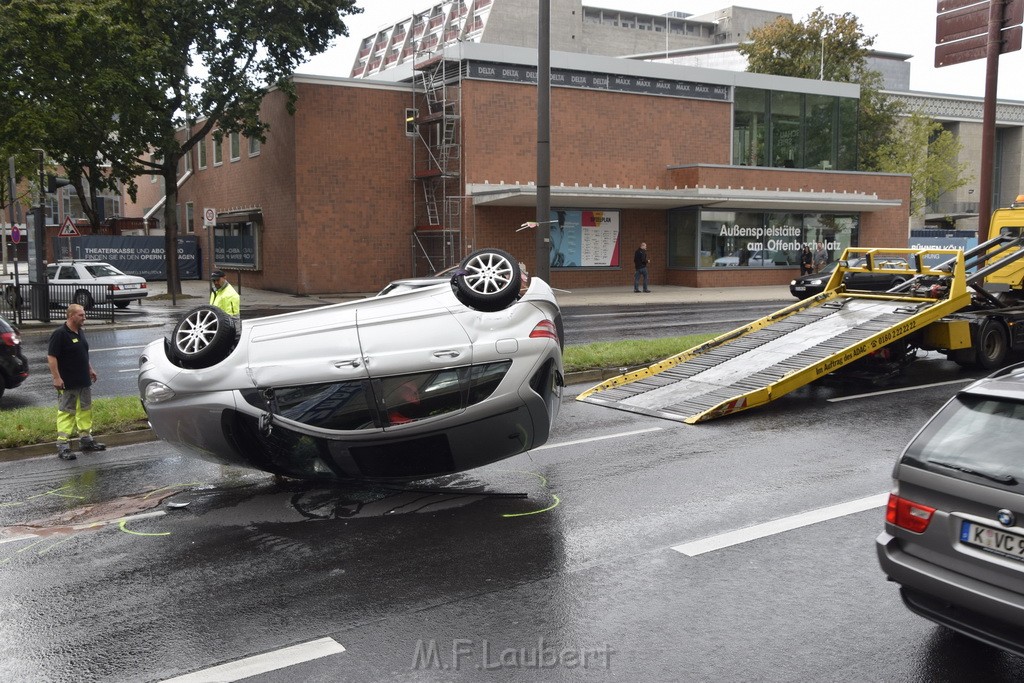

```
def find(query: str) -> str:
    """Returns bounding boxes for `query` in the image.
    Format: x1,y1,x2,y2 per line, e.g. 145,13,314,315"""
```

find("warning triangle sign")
59,217,81,237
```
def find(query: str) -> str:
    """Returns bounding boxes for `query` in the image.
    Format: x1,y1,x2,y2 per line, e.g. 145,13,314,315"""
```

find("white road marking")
118,368,139,373
827,378,974,403
161,637,346,683
92,345,150,353
671,492,889,557
531,427,663,451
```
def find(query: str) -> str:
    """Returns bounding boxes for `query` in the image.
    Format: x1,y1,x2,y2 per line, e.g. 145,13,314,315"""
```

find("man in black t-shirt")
47,304,105,460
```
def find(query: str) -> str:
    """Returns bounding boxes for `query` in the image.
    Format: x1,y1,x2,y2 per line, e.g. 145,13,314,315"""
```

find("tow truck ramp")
577,248,973,424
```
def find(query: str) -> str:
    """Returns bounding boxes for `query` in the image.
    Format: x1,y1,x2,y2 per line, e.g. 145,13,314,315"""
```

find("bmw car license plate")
794,286,806,291
960,520,1024,560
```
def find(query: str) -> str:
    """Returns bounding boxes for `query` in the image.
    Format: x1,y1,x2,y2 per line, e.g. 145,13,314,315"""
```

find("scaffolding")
411,50,464,276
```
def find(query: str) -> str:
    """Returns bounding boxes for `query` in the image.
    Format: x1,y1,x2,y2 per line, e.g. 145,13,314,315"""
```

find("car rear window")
902,394,1024,484
84,264,124,277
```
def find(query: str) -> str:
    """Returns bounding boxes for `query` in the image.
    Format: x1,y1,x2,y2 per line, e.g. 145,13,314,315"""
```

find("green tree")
875,112,971,217
0,0,360,294
0,0,156,228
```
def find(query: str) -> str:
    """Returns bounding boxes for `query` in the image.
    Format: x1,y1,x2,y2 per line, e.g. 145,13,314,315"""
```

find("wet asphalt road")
3,355,1024,681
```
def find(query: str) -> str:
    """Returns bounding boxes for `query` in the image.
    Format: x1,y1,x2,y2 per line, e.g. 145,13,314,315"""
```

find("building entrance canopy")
467,182,901,213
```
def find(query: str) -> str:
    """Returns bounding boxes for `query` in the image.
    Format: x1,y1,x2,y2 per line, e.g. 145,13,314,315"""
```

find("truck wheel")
450,248,522,312
169,305,237,369
975,318,1008,370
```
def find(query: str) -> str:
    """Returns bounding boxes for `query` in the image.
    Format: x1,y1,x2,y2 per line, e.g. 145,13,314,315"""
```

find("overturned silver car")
138,249,564,481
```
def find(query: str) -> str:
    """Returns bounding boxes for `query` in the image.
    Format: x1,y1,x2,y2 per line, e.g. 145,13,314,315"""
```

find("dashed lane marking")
531,427,663,452
671,493,889,557
161,637,346,682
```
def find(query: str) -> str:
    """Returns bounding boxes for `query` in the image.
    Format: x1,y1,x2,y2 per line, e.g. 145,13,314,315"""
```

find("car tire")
975,318,1008,371
114,300,131,309
451,248,522,312
169,305,237,369
73,290,94,309
889,277,907,291
4,286,22,308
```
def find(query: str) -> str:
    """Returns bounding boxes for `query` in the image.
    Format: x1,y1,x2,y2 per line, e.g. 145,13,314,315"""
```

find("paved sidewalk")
145,278,794,311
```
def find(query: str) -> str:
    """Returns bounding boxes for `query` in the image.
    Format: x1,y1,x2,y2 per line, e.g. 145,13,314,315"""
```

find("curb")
0,429,159,463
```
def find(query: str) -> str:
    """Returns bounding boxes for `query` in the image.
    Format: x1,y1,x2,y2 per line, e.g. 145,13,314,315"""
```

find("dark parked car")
877,362,1024,656
0,316,29,400
789,257,911,298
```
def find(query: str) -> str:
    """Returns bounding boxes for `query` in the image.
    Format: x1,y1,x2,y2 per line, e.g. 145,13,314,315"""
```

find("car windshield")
903,394,1024,485
84,264,125,277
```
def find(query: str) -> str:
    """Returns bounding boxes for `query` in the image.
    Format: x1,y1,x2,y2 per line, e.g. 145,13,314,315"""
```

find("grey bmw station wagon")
877,361,1024,656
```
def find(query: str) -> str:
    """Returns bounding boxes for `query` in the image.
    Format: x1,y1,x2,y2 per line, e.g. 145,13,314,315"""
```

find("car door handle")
333,358,362,368
433,350,462,358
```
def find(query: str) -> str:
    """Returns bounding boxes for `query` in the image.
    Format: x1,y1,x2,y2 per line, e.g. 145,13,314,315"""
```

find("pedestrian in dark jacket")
800,245,814,275
634,242,651,293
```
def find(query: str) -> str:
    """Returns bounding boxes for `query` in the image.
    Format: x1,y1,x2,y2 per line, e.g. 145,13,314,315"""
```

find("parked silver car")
877,362,1024,656
138,249,564,482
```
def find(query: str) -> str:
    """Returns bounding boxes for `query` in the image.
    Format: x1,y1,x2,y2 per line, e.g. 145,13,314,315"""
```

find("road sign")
58,217,81,237
203,207,216,227
936,0,1024,66
11,226,20,244
936,24,1023,65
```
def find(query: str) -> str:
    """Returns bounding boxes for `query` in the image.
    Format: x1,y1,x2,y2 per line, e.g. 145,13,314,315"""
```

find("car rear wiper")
929,460,1019,485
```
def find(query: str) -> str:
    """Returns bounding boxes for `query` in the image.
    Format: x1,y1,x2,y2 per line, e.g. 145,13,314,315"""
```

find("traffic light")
46,173,70,193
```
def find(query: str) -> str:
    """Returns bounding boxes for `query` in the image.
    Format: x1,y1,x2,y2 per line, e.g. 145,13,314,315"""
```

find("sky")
295,0,1024,101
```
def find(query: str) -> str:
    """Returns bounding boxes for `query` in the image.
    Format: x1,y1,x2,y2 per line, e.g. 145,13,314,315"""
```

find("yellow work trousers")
56,387,93,444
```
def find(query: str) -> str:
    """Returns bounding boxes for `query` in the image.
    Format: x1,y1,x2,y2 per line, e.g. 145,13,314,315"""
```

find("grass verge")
0,333,717,449
562,333,715,373
0,396,148,449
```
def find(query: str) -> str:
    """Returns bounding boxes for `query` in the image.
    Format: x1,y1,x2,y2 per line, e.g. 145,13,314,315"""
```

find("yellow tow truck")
578,197,1024,423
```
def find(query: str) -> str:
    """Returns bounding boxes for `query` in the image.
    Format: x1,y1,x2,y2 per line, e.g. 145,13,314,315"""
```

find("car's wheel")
976,318,1008,370
4,286,22,308
889,277,907,291
73,290,94,309
169,305,236,369
113,300,131,309
451,248,521,312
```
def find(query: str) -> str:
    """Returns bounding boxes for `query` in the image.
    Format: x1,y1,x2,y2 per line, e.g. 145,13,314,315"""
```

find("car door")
243,304,368,389
356,291,474,429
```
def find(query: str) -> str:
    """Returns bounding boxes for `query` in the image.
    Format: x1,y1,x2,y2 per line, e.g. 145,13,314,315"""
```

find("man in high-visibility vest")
209,270,240,317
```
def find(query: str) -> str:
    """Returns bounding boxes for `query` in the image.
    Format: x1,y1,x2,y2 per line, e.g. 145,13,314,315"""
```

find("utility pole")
535,0,551,282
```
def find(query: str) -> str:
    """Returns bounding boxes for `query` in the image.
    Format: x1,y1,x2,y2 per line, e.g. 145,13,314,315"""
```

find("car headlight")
790,280,796,286
144,381,175,403
809,279,823,285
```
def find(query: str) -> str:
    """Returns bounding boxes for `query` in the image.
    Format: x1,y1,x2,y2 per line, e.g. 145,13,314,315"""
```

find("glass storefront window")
670,208,860,269
838,97,858,170
770,91,802,168
805,94,835,170
733,87,858,171
668,208,698,268
733,88,767,166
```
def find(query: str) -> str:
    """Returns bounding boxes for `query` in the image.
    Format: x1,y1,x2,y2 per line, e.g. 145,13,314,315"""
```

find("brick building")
129,42,909,295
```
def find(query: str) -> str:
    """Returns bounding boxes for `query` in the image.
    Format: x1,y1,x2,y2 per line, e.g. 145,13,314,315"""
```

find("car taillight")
886,494,935,533
529,319,559,341
1,331,19,346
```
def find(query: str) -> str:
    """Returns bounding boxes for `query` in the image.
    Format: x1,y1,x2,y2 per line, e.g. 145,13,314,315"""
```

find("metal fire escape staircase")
411,51,463,276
